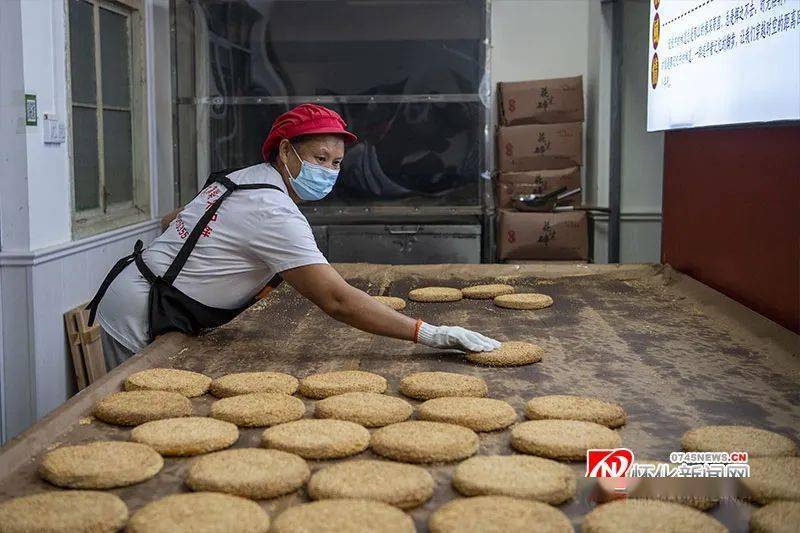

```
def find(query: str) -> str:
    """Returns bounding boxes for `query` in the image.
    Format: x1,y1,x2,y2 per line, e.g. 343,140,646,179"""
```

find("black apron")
86,170,284,342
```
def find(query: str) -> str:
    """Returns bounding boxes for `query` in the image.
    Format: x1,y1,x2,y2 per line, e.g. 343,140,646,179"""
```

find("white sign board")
647,0,800,131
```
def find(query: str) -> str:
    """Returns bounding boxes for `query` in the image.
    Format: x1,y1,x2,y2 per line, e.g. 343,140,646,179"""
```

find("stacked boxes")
498,76,584,126
497,210,588,261
495,76,588,261
496,123,582,172
496,168,581,210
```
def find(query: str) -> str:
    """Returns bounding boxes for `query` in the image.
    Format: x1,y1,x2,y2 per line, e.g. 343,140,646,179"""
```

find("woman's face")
279,134,345,179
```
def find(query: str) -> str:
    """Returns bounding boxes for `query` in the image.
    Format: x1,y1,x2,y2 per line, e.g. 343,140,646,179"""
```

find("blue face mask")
284,143,339,201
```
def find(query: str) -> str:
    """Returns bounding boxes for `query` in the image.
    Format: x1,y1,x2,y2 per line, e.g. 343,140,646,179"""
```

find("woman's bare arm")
160,207,183,232
281,263,417,340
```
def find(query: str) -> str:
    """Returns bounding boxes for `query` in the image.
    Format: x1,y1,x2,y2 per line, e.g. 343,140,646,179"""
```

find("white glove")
416,322,502,352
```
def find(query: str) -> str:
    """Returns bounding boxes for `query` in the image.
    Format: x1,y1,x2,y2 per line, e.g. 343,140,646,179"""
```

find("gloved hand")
415,321,502,352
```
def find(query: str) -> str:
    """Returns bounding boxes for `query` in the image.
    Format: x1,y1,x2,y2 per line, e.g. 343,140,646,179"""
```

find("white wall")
619,0,663,262
621,0,664,213
491,1,591,81
20,0,72,249
0,0,31,253
0,0,32,445
0,0,173,442
490,0,663,263
585,0,613,210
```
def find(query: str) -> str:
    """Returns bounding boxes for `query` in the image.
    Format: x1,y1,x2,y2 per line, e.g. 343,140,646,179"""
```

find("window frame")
66,0,150,239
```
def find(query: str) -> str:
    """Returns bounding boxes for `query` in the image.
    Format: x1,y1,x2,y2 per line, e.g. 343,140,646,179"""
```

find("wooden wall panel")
662,125,800,333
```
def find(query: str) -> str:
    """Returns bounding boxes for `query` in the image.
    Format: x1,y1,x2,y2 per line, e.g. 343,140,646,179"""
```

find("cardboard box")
499,76,584,126
497,209,588,261
496,167,581,208
497,123,582,172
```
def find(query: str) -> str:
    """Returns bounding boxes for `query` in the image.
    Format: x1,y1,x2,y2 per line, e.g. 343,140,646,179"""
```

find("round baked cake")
210,392,305,427
418,397,517,432
186,448,310,499
126,492,269,533
308,459,434,509
130,417,239,456
429,496,572,533
399,372,487,400
453,455,576,504
124,368,211,397
580,499,726,533
750,501,800,533
374,296,407,311
315,392,413,427
681,425,797,457
39,440,163,489
371,421,479,463
261,419,370,459
92,390,192,426
299,370,387,399
462,284,514,299
408,287,463,302
271,499,414,533
511,419,621,461
525,395,627,428
0,491,128,533
739,456,800,504
209,372,299,398
494,293,553,310
466,341,543,367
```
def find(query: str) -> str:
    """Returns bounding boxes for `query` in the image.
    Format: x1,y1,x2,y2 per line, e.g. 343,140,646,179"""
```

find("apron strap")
162,187,235,285
86,240,145,326
161,174,282,285
201,165,249,191
134,244,158,285
215,175,282,192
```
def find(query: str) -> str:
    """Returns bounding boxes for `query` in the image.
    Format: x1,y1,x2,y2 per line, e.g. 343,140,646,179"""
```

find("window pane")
100,8,131,108
197,0,486,96
208,102,483,206
72,106,100,210
179,0,487,208
103,109,133,205
68,0,96,104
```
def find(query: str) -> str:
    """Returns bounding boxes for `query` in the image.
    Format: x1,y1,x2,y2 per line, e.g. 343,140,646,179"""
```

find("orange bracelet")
414,319,424,343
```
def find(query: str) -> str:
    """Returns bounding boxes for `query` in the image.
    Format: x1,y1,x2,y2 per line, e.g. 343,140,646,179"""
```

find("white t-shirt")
97,163,327,352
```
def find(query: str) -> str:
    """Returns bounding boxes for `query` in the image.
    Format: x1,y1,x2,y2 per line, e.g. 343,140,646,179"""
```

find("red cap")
261,104,358,161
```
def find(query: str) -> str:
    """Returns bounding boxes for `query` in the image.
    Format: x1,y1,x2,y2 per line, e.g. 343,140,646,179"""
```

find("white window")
66,0,149,238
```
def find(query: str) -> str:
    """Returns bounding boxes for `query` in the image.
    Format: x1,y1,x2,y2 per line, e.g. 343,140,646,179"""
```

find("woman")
88,104,499,368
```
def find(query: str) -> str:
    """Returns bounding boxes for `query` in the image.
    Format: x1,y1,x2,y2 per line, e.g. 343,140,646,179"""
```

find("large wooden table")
1,264,798,532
